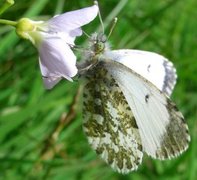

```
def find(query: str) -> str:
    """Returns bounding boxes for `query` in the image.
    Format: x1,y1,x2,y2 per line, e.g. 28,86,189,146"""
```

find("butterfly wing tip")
162,59,177,96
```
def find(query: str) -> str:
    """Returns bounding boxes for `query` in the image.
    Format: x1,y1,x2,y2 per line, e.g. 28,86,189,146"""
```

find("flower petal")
38,37,78,89
41,76,62,89
47,4,98,33
70,28,83,37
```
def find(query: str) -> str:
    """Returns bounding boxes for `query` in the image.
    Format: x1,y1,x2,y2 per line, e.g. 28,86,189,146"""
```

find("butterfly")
78,33,190,174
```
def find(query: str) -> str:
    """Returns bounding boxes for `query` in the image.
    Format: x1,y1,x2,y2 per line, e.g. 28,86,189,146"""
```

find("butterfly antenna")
94,1,105,34
83,30,91,38
107,17,118,40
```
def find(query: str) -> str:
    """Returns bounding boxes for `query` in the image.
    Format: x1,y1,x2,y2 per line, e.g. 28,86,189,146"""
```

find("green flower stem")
0,0,14,15
0,18,16,26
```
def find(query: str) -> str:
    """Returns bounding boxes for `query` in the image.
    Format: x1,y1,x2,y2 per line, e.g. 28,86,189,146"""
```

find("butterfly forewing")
83,64,143,173
104,50,177,96
103,59,190,159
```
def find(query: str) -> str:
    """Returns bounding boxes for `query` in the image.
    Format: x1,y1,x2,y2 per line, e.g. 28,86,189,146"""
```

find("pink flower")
16,4,98,89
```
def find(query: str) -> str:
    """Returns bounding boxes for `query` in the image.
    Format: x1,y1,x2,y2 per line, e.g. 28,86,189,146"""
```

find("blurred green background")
0,0,197,179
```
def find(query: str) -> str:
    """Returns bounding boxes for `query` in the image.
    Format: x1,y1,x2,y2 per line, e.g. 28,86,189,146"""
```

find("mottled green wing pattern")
104,60,190,160
83,66,143,174
154,99,190,159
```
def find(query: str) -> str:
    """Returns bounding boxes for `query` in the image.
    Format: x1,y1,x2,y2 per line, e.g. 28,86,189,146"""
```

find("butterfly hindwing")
103,59,190,159
154,99,190,159
83,65,143,173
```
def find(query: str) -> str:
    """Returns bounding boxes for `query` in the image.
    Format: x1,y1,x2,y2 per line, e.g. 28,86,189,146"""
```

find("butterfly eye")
100,34,107,43
96,33,106,43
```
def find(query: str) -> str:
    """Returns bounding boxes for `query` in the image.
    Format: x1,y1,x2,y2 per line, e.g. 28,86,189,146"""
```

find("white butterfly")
79,33,190,174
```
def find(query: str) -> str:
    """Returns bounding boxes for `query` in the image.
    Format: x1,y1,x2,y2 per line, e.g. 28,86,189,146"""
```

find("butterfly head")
89,33,108,56
76,33,108,76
